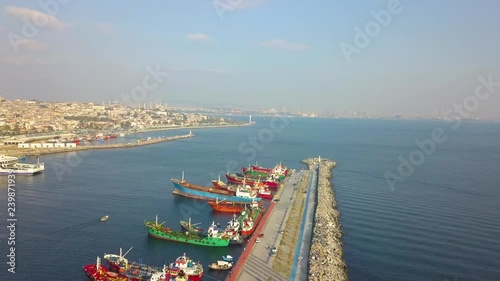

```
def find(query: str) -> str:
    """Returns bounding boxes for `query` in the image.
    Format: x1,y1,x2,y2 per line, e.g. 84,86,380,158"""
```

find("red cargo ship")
83,257,126,281
207,198,249,213
225,173,279,189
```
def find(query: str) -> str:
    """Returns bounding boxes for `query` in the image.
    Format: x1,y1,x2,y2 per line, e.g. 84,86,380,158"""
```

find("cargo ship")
213,177,273,200
145,215,230,247
238,202,264,237
180,217,204,235
172,177,261,203
252,163,288,176
83,256,127,281
104,248,165,281
242,166,285,181
207,198,249,213
225,173,279,189
165,253,203,281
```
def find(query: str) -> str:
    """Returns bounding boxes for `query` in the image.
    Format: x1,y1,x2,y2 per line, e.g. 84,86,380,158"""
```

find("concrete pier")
0,134,194,157
227,169,304,281
227,157,347,281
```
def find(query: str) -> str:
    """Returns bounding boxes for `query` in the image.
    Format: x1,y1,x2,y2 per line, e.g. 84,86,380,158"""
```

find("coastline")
302,157,348,281
0,134,194,158
0,122,253,158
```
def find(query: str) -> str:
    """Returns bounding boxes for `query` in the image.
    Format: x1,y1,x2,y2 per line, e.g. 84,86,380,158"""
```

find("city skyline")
0,1,499,118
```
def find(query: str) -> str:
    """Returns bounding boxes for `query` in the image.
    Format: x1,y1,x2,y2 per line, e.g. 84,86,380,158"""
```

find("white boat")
0,155,44,175
101,215,109,222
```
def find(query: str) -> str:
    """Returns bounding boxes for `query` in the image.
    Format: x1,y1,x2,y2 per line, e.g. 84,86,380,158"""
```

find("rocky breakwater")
302,157,348,281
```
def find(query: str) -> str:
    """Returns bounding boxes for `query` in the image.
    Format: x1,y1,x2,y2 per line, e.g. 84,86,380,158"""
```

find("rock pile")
302,157,348,281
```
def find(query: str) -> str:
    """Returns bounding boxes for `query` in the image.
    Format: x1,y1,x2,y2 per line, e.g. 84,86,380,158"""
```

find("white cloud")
259,39,309,51
94,22,113,35
4,6,72,30
14,39,48,51
187,33,211,42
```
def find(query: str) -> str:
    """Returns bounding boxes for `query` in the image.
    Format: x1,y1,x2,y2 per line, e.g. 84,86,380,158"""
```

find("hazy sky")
0,0,499,116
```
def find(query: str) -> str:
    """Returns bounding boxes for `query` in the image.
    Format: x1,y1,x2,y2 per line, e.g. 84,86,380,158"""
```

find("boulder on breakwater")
302,157,348,281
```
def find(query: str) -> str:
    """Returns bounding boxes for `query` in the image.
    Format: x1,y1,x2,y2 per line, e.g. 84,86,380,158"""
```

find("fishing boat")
101,215,109,222
165,253,203,281
207,198,249,213
180,217,204,235
0,155,44,175
238,201,264,237
171,173,261,203
145,216,230,247
208,260,233,271
83,256,127,281
221,255,233,262
225,173,279,189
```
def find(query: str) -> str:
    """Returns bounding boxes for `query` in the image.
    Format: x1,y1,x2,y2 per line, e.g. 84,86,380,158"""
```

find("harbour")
0,119,499,281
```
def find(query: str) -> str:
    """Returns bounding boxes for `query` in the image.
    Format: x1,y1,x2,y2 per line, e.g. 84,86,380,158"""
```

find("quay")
0,133,194,157
227,157,347,281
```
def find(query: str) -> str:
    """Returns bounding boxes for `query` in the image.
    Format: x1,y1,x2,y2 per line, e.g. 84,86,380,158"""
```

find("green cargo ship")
145,216,230,247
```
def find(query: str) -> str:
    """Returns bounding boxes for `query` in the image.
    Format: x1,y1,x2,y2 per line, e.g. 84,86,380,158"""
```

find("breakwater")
0,134,194,157
302,157,348,281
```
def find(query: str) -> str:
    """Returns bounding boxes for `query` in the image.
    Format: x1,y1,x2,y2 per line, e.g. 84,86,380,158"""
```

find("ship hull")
172,180,261,203
257,192,273,199
239,207,264,238
207,200,248,213
242,167,285,181
225,174,279,189
145,223,230,247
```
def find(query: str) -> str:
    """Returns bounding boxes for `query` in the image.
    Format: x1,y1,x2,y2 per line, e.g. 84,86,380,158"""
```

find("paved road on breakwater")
228,170,304,281
290,164,318,280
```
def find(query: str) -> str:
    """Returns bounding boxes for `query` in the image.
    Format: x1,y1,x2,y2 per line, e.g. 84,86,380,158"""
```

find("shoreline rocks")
302,157,348,281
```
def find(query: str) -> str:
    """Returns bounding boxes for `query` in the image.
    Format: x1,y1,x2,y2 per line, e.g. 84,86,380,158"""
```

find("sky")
0,0,499,117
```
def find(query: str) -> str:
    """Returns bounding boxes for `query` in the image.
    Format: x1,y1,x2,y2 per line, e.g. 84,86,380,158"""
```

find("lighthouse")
249,115,252,123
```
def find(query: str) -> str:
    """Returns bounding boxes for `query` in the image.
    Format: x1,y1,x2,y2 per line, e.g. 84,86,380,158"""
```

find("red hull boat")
225,173,279,189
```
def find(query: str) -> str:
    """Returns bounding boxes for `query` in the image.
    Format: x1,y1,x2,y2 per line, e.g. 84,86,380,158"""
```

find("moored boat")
165,253,203,281
257,187,273,199
208,260,233,271
83,256,126,281
145,215,230,247
172,177,261,203
225,173,279,189
207,198,248,213
0,155,44,175
101,215,109,222
180,217,204,235
238,201,264,237
221,255,233,262
103,247,165,281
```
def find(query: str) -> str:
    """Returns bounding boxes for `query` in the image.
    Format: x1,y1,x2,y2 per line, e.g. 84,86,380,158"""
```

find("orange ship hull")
207,200,248,213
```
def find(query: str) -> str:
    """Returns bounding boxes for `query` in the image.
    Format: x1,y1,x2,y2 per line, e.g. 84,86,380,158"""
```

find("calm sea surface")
1,117,499,281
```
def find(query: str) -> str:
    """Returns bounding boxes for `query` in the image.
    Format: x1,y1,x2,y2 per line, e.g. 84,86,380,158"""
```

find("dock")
0,133,194,157
226,157,347,281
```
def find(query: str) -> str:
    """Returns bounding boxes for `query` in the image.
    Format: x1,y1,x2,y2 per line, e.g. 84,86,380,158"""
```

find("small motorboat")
101,215,109,222
208,260,233,271
221,255,233,262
